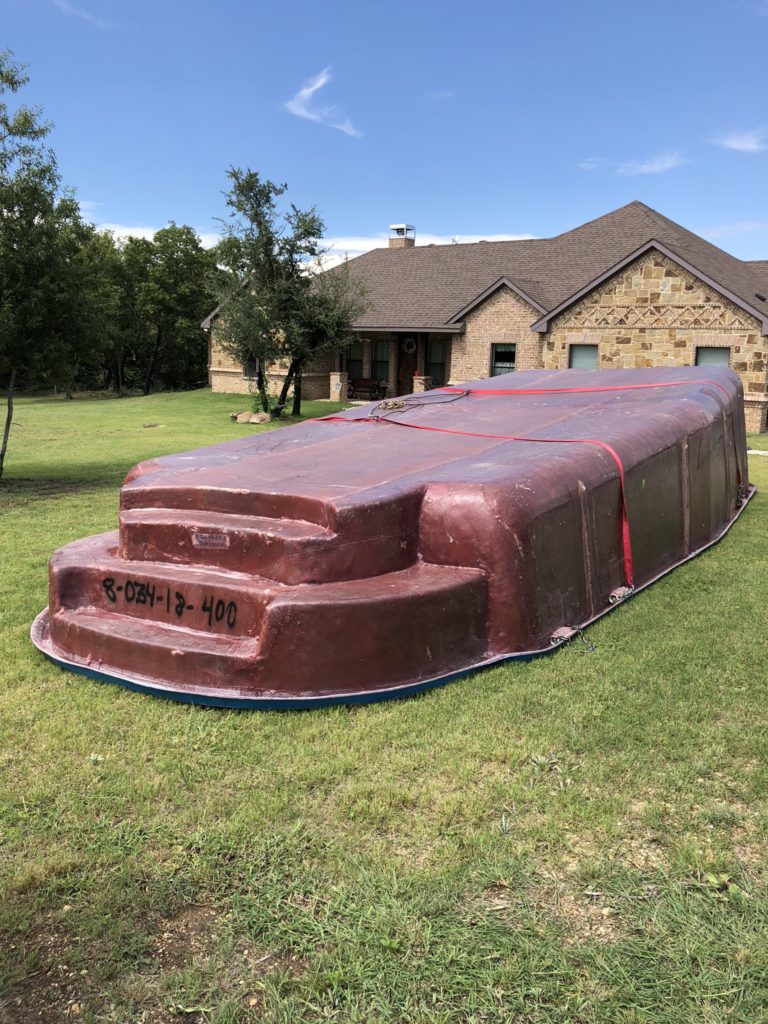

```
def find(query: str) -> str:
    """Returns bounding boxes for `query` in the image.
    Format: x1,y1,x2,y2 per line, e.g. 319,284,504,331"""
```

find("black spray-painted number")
102,577,237,630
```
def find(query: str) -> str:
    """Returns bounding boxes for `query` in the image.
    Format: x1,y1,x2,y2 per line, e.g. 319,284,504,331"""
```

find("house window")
696,347,730,367
490,343,516,376
372,339,389,381
568,344,599,369
426,339,447,386
346,339,364,379
243,358,260,379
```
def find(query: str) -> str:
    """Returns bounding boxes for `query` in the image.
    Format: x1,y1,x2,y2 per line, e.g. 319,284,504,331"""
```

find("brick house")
206,201,768,432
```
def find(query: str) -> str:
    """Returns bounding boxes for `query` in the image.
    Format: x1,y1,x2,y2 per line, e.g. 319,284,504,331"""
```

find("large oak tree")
214,168,367,416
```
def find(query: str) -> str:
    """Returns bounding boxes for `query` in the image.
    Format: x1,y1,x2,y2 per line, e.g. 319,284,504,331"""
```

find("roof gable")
530,240,768,334
446,276,547,323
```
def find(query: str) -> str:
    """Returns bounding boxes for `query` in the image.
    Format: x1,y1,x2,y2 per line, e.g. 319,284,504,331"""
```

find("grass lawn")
2,389,768,1024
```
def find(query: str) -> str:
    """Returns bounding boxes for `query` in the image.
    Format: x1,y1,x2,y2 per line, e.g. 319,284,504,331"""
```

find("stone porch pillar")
329,371,348,401
412,374,433,393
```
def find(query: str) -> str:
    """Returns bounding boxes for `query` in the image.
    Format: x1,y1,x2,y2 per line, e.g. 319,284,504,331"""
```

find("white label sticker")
192,532,230,550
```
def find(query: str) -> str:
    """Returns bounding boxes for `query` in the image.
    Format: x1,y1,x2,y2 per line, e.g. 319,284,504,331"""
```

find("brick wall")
208,329,335,401
543,250,768,432
449,286,542,383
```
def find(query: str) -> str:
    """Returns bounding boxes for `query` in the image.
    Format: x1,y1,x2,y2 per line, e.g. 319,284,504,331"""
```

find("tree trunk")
0,369,17,482
291,365,303,417
143,327,162,396
255,366,270,412
117,349,130,396
272,359,299,419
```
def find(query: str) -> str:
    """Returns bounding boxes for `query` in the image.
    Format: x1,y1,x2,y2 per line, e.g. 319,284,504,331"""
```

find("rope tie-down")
317,377,749,597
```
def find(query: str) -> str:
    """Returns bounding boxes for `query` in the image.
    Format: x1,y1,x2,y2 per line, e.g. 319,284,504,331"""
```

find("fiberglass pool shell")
31,367,753,708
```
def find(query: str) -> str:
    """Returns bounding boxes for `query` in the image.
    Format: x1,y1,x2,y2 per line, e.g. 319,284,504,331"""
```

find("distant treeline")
5,223,222,399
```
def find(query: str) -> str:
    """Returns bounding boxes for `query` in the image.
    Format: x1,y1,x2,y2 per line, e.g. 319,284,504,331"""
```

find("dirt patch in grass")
133,906,305,1021
1,905,305,1024
0,918,92,1024
475,881,521,915
151,904,221,973
618,835,667,873
539,872,626,945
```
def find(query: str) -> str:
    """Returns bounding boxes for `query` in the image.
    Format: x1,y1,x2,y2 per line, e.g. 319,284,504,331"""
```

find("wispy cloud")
580,150,686,176
712,128,767,153
284,67,362,137
95,222,219,248
91,222,536,264
701,220,768,240
616,151,686,176
427,89,455,102
52,0,111,29
78,199,104,216
578,157,606,171
317,231,536,268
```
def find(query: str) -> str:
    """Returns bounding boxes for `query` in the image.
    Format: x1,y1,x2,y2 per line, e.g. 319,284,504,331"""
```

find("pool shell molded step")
42,530,490,699
118,507,415,584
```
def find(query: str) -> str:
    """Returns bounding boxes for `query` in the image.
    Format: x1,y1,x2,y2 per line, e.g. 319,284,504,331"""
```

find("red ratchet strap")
318,414,636,588
438,380,734,400
440,379,743,489
316,378,743,592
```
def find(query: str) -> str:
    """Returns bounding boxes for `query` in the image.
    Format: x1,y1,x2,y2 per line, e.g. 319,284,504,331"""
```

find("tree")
137,224,220,395
44,215,118,399
0,52,118,477
110,235,154,395
214,168,367,416
0,52,60,478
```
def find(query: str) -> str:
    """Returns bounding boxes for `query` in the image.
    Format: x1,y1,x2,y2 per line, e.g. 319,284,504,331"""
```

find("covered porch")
334,330,459,399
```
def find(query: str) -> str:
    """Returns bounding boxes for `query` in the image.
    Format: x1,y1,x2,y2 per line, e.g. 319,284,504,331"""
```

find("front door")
398,335,418,394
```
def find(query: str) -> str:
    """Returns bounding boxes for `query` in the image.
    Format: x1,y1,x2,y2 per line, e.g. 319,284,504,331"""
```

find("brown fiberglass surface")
31,367,752,708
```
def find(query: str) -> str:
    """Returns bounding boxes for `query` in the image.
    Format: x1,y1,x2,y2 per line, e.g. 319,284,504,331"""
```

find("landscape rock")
250,412,271,424
235,412,252,423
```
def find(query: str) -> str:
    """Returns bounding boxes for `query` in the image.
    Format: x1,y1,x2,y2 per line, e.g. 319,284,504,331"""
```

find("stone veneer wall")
448,287,542,383
542,250,768,432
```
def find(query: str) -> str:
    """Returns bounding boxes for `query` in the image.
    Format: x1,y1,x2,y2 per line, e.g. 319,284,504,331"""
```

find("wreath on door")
402,338,417,355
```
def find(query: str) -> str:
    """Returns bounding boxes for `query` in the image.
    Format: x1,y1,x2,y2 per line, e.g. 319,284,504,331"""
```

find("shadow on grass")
0,472,129,511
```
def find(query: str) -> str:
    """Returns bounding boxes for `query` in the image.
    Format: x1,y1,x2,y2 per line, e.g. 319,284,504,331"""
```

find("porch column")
329,371,348,401
387,337,398,397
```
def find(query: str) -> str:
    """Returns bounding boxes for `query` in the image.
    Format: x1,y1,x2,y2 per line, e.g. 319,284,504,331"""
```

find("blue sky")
3,0,768,260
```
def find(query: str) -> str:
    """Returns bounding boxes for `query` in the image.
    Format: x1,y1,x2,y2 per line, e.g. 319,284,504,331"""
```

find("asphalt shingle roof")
345,201,768,331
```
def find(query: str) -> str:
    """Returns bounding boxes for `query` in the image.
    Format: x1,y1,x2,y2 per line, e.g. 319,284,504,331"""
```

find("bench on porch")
347,378,388,400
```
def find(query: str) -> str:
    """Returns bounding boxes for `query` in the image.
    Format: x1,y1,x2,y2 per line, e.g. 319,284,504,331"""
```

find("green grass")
2,390,768,1023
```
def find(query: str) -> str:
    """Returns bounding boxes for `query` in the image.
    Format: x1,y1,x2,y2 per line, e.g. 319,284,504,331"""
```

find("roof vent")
389,224,415,249
756,292,767,302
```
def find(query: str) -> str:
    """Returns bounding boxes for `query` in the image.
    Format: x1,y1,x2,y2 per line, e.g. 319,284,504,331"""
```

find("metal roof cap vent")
389,224,415,249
